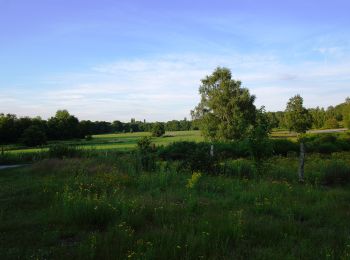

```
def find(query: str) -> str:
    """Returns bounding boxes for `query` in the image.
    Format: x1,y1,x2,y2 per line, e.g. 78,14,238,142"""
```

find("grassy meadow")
1,153,350,259
4,130,203,154
1,130,350,259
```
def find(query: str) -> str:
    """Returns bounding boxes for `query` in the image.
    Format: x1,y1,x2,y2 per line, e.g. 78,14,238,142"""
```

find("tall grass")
1,152,350,259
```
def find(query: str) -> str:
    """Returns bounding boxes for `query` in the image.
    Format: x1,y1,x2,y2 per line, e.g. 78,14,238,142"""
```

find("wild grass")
1,153,350,259
4,130,204,154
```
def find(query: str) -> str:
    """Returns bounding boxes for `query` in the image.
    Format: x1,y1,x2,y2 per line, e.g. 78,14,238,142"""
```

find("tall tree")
191,67,256,141
284,95,312,182
47,110,81,140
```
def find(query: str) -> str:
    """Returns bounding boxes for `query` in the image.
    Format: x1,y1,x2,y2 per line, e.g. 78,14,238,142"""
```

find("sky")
0,0,349,122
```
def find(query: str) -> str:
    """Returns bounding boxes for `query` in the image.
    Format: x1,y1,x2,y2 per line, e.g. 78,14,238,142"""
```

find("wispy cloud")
1,50,349,121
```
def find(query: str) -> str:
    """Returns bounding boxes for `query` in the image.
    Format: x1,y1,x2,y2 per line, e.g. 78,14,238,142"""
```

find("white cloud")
1,52,350,121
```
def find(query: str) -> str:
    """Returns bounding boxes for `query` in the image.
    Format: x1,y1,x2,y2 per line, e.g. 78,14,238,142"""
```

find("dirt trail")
0,165,26,170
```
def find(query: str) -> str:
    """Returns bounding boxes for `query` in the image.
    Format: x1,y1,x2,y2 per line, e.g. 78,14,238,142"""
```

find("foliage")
48,144,81,159
137,136,153,152
137,137,156,171
223,159,257,178
321,160,350,186
20,125,47,147
247,107,273,161
0,114,17,144
324,118,340,129
47,110,82,140
151,122,165,137
304,134,350,154
284,95,312,134
309,107,326,129
191,67,257,141
158,141,217,173
271,139,299,156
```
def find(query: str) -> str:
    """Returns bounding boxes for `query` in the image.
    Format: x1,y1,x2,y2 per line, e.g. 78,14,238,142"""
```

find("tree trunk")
298,141,305,182
1,146,4,157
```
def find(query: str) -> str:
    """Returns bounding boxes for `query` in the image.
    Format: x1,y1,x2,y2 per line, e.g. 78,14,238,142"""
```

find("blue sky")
1,0,349,121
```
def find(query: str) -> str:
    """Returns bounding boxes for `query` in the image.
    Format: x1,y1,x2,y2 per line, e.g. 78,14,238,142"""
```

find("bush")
318,143,339,154
324,118,339,129
223,159,256,178
271,139,299,156
49,144,81,159
137,137,152,153
151,122,165,137
321,160,350,186
136,137,156,171
304,134,350,153
158,142,217,173
21,125,47,147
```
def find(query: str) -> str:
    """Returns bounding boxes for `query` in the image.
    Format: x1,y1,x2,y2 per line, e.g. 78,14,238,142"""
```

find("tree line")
267,99,350,130
0,109,199,146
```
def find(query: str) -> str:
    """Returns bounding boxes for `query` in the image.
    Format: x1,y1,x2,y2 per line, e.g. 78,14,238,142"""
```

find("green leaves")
285,95,312,134
192,67,257,141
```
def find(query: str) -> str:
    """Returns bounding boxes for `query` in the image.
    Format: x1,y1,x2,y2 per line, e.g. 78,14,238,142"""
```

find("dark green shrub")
324,118,339,129
136,137,156,171
318,143,339,154
318,134,337,143
151,122,165,137
223,159,256,178
338,138,350,150
271,139,299,156
21,125,47,147
214,140,250,159
321,160,350,186
137,136,152,153
304,134,349,153
248,137,273,161
158,142,217,173
49,144,81,159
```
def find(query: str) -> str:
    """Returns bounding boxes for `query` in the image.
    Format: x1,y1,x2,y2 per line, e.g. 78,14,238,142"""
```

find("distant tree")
152,122,165,137
248,107,273,161
47,110,81,140
266,112,279,129
324,118,340,129
0,114,18,144
344,106,350,129
284,95,312,182
112,120,123,132
285,95,312,134
21,125,47,147
309,107,326,129
191,67,256,141
341,97,350,128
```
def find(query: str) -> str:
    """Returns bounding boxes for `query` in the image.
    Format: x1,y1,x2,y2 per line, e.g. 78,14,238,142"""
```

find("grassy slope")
1,156,350,259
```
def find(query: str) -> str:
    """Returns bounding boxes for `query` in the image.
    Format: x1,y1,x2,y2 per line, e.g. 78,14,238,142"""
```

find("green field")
6,129,349,155
1,153,350,259
5,131,204,154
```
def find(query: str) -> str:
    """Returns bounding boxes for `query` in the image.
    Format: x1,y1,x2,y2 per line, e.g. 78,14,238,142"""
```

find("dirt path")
0,165,26,170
